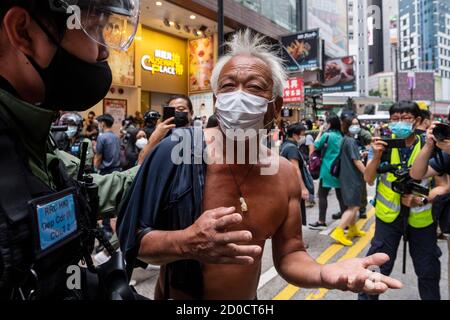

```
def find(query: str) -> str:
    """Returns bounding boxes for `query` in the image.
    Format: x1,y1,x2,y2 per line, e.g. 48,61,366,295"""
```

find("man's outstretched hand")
320,253,403,295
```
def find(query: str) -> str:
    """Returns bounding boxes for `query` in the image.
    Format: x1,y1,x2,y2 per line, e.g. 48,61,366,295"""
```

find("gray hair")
211,29,287,98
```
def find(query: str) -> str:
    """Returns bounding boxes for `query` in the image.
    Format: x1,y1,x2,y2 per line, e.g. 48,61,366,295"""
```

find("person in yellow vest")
360,101,442,300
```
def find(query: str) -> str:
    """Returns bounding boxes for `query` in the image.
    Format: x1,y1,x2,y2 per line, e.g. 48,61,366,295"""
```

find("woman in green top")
308,114,347,230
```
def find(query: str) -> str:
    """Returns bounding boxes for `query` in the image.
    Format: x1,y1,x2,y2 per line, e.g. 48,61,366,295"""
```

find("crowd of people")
0,0,448,302
279,102,450,300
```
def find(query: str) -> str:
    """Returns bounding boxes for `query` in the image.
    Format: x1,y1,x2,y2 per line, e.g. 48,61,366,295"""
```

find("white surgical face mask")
349,125,362,135
215,90,274,133
66,126,78,138
135,137,148,150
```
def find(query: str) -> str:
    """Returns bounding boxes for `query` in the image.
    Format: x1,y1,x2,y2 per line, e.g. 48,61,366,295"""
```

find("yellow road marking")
305,222,376,300
273,208,376,300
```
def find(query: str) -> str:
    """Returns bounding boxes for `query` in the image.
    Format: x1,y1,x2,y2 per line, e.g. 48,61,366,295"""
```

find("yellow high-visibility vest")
375,136,433,228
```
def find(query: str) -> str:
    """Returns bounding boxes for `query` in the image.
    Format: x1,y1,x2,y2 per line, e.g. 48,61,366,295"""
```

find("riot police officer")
56,112,95,171
0,0,142,300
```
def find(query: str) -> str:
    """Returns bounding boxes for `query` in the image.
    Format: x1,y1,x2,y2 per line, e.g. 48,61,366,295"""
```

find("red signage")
283,77,304,103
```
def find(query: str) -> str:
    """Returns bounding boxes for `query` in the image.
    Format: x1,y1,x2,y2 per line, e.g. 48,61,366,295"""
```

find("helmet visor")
75,0,140,51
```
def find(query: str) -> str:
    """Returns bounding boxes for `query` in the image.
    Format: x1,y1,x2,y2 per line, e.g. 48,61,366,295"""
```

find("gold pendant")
240,197,248,213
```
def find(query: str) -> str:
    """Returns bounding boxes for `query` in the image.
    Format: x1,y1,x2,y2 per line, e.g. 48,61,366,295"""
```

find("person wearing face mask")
361,101,442,300
410,121,450,231
0,0,147,300
333,117,372,220
280,123,313,227
57,112,94,171
134,95,193,165
329,116,367,246
118,30,402,300
308,114,347,231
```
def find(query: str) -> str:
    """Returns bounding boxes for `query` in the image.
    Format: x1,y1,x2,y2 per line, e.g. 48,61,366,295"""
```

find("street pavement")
132,184,449,300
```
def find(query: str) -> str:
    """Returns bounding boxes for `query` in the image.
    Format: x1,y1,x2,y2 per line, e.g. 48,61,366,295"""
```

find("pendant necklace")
227,164,255,213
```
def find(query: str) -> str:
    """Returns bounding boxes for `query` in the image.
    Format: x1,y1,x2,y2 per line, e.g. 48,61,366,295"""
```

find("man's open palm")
320,253,403,294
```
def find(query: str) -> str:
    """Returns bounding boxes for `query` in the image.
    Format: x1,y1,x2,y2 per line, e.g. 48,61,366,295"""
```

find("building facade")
84,0,297,127
349,0,370,97
399,0,450,77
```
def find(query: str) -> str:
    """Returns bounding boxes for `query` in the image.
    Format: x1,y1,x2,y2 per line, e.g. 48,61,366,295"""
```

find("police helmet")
58,112,84,129
144,110,161,122
47,0,140,50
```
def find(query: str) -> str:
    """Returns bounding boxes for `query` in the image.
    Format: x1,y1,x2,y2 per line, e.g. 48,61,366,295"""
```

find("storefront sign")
305,56,356,94
283,78,305,103
141,49,184,76
379,76,394,99
281,29,320,72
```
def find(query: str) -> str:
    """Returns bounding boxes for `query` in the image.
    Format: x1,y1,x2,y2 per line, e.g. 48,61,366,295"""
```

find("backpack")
280,142,315,195
309,134,329,180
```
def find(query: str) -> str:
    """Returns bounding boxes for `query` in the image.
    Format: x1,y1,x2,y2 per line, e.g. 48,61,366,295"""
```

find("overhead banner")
379,76,394,99
281,29,320,72
305,56,356,94
283,77,304,103
189,36,214,93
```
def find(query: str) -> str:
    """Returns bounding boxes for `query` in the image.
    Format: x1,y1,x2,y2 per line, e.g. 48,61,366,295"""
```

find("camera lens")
433,123,450,141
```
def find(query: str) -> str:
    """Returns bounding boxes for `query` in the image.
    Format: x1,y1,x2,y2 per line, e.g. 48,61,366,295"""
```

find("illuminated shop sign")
141,49,184,76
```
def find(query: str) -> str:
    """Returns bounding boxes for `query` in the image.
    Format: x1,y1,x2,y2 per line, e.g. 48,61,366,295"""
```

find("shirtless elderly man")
118,30,402,300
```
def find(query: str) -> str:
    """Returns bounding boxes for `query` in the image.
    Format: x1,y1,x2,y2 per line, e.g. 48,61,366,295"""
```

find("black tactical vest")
0,115,95,300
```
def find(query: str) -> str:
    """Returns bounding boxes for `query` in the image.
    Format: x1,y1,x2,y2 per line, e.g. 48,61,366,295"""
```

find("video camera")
377,163,429,274
377,163,429,198
433,123,450,141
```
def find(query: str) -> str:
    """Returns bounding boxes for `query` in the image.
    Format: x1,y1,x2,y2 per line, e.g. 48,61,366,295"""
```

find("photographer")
410,122,450,180
410,122,450,298
0,0,143,300
360,101,442,300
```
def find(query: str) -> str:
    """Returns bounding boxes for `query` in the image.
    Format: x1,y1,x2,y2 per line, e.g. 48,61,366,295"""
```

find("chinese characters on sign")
283,78,305,103
141,49,184,76
281,29,320,72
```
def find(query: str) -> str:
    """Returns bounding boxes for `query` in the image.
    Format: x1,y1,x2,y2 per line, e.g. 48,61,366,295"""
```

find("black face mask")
175,111,190,128
27,17,112,111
